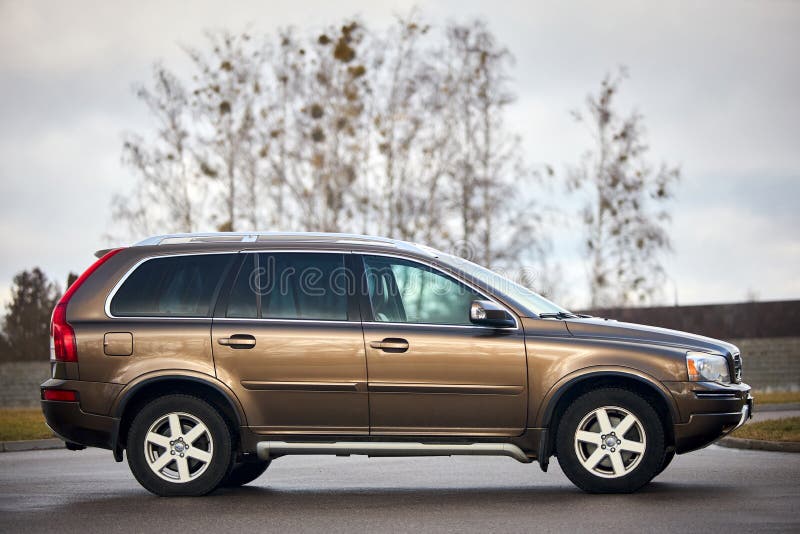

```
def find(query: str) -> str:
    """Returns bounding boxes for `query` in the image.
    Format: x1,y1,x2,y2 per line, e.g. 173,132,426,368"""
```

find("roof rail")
131,232,438,257
135,233,260,246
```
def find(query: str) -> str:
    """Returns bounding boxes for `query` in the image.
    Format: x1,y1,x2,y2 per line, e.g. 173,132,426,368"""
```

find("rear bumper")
40,378,121,450
670,381,753,454
41,400,117,450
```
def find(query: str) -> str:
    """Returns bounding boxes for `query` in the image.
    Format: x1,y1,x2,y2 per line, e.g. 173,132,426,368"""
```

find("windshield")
436,252,570,317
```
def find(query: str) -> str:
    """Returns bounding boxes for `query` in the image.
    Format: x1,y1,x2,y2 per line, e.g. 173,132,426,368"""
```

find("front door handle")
218,334,256,349
369,338,409,353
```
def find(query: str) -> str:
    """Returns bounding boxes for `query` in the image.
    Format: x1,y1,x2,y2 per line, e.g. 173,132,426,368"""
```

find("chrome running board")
256,441,532,463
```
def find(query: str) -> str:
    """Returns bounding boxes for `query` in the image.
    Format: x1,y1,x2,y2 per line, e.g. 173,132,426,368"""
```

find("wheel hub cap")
144,412,214,484
574,405,647,479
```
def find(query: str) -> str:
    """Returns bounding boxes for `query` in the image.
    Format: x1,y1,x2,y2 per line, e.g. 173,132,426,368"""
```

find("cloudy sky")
0,0,798,309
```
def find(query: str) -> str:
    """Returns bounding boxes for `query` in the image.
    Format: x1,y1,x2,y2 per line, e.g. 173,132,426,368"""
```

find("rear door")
212,252,369,435
359,254,528,437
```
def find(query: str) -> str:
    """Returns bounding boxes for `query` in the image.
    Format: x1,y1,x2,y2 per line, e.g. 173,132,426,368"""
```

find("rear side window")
225,253,349,321
110,254,231,317
263,253,348,320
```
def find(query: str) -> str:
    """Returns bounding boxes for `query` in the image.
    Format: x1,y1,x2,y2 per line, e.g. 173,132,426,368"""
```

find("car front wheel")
127,394,233,496
556,388,665,493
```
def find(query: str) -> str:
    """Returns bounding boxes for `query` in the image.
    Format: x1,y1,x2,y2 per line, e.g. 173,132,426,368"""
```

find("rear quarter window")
110,254,232,317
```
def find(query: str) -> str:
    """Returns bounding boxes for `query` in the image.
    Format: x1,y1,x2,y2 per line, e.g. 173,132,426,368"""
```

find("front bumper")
668,381,753,454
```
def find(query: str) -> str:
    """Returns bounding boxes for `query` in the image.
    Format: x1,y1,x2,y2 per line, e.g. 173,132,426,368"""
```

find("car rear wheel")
220,459,271,488
127,394,233,496
556,388,665,493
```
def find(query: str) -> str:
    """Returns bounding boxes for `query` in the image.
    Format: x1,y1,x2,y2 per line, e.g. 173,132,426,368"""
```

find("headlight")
686,351,731,383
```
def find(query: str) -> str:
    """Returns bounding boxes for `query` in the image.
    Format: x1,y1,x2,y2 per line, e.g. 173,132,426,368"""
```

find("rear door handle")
218,334,256,349
369,338,409,353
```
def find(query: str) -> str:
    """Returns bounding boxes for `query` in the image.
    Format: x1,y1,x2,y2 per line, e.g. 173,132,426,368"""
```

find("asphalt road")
1,445,798,533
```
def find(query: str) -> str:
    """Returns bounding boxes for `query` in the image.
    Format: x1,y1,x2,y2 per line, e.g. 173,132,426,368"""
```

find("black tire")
221,459,271,488
556,388,665,494
655,449,676,478
127,394,234,497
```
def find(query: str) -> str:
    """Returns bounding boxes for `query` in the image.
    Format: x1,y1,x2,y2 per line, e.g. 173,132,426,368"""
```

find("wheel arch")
538,368,678,462
111,372,246,461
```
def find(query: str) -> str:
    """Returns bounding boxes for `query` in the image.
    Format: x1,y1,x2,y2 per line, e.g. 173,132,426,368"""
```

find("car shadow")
3,478,741,526
206,479,736,504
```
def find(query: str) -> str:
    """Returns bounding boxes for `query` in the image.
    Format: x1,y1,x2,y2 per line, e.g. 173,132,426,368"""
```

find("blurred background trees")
114,15,552,277
1,269,61,362
568,70,680,307
0,14,682,362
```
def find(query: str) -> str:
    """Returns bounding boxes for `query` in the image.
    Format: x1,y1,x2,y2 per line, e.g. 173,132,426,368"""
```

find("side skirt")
257,441,534,463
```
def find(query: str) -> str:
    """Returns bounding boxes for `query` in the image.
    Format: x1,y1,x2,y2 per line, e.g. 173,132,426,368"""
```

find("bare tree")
113,15,554,290
441,21,546,272
115,66,198,236
264,28,308,230
370,15,453,244
569,69,680,307
186,31,269,231
293,20,372,232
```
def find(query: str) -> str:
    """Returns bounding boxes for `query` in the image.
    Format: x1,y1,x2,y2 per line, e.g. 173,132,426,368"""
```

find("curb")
757,402,800,412
0,438,63,453
717,436,800,453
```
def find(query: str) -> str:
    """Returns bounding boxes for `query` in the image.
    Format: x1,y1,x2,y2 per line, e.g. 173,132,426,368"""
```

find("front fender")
534,366,679,428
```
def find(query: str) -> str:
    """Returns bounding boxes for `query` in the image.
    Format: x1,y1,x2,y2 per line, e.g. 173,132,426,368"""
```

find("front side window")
362,255,483,326
110,254,231,317
226,253,349,321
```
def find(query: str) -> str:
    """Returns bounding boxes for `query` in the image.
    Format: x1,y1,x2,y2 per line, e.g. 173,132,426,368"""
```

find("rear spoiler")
94,248,115,258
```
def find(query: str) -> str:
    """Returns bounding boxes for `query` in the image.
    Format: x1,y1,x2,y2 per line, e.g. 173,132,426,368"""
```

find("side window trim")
357,253,518,329
105,249,516,328
254,253,262,317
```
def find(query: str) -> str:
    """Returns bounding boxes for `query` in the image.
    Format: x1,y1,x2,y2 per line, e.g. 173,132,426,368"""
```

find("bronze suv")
41,233,753,496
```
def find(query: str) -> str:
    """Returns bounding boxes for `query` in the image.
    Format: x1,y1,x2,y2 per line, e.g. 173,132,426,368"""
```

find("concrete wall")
1,337,797,408
0,361,50,408
731,337,800,392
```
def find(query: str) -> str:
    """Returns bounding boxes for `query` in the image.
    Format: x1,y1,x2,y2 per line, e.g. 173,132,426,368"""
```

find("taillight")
50,248,124,363
42,389,78,402
51,302,77,362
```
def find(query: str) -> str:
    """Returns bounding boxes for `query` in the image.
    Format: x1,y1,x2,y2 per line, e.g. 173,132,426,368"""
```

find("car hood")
562,317,739,356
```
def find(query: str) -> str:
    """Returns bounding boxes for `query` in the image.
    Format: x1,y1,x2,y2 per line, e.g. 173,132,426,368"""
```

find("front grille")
732,352,743,383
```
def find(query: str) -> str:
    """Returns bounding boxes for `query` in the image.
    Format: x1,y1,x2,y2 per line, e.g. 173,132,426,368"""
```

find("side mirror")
469,300,516,328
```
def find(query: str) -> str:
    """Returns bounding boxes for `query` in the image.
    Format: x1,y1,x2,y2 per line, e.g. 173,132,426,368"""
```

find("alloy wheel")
143,412,214,483
573,405,647,478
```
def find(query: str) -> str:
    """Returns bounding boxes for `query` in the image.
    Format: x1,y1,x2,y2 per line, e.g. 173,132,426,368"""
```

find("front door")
212,252,368,435
359,254,528,436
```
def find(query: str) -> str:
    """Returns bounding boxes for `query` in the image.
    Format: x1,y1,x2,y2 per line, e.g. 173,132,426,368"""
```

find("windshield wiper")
538,311,580,319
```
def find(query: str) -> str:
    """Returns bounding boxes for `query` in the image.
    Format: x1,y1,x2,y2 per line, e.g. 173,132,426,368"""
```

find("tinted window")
226,255,258,319
254,253,348,321
362,256,483,325
110,254,231,317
